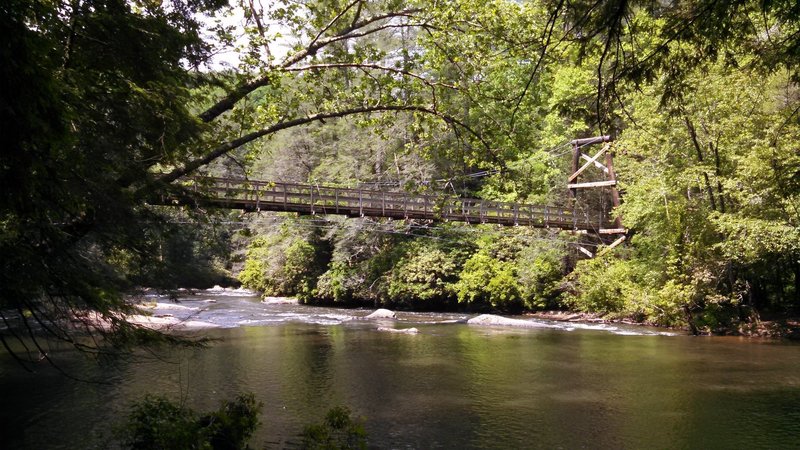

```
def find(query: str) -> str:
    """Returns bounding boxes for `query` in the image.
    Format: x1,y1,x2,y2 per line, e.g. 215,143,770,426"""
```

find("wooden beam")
577,246,594,258
581,153,608,173
605,149,623,229
569,143,609,182
567,180,617,189
598,228,627,235
597,236,626,257
570,135,612,146
570,143,581,199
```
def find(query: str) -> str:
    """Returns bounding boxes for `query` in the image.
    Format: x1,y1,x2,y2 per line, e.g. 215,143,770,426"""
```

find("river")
1,288,799,449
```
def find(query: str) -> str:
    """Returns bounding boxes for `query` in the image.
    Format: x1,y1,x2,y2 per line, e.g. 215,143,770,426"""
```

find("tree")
2,0,511,367
1,0,229,370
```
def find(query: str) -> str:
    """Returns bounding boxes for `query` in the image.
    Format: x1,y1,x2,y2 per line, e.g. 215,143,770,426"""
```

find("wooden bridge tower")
567,135,626,257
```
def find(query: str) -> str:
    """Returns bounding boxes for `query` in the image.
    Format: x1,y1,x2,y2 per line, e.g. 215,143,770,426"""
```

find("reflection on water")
1,291,799,449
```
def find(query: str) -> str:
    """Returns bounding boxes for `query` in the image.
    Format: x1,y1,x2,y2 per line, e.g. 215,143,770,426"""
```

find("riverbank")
128,287,800,339
526,310,800,340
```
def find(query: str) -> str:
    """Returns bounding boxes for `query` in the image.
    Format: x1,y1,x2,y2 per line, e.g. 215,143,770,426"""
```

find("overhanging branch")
197,8,425,124
159,104,494,184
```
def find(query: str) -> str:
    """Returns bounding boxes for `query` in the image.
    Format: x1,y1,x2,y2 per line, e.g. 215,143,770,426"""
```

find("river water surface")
1,289,799,449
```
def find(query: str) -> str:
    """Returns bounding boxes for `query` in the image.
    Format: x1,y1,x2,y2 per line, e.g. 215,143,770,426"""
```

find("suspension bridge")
160,136,626,250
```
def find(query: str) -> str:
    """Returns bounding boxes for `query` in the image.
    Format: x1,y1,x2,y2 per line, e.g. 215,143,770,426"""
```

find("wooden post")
570,142,581,199
605,149,622,229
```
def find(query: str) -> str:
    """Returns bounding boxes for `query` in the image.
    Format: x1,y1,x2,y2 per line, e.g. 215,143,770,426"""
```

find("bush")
119,393,261,450
564,257,692,327
200,393,262,450
455,253,525,311
315,261,355,303
238,223,328,300
387,243,459,307
517,244,567,310
301,406,367,450
121,396,203,450
563,257,630,315
283,240,320,301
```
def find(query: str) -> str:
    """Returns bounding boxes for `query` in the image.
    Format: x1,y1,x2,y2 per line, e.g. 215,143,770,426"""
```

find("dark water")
1,290,799,449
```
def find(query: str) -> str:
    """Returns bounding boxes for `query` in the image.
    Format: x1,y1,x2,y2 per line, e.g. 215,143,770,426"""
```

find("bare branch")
197,8,425,123
280,19,428,69
286,62,458,90
308,0,363,49
350,0,364,29
198,76,274,123
510,0,564,131
247,0,272,59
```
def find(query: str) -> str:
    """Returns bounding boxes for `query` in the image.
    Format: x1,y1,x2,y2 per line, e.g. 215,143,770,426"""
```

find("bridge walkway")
167,176,621,234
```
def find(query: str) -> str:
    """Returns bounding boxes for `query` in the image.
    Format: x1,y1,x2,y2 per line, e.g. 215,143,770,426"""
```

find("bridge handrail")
181,176,607,228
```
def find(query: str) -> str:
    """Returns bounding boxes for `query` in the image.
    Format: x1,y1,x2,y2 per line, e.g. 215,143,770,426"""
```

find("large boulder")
364,309,397,319
467,314,554,328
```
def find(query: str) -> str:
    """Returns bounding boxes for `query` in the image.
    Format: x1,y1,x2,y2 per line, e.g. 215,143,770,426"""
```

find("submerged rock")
377,326,419,334
467,314,554,328
365,309,397,319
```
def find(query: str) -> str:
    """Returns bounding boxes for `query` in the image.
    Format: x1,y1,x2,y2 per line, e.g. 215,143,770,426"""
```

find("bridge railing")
182,176,607,230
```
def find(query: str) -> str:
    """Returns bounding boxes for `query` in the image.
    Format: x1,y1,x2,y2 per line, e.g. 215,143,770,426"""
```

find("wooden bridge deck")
165,176,617,232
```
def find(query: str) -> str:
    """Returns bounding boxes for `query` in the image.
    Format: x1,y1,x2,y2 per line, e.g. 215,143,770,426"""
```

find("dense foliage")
239,220,568,312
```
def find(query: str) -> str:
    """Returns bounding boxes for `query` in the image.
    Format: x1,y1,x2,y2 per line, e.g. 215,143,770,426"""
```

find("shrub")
119,393,261,450
301,406,367,450
517,244,567,310
121,396,203,450
387,244,459,306
455,253,524,311
239,225,328,300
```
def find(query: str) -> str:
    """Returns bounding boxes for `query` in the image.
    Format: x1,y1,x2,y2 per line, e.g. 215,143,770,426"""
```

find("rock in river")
467,314,554,328
365,309,397,319
377,326,419,334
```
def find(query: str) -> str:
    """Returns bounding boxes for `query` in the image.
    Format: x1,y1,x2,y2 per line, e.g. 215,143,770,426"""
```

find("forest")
3,0,800,370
